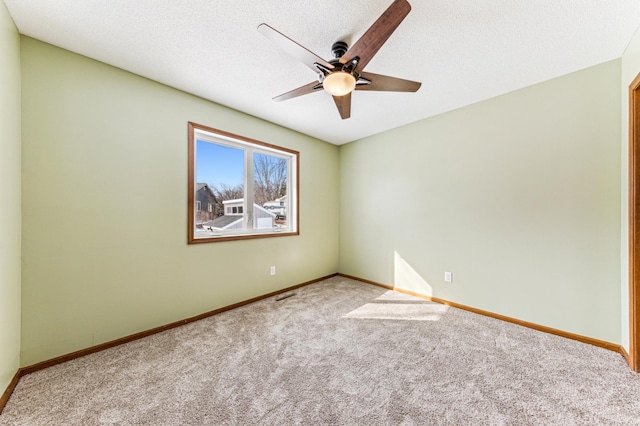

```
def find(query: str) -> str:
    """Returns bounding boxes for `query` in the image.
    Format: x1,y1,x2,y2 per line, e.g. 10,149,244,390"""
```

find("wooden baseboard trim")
19,273,338,378
0,370,21,415
338,273,624,355
620,345,631,364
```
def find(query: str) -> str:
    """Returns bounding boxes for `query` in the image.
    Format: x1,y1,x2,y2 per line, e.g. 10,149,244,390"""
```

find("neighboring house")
205,214,243,231
195,183,217,223
252,204,278,228
204,201,276,231
263,194,287,217
223,198,245,216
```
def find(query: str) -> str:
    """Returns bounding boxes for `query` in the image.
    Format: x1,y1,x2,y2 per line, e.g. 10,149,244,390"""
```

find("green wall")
339,60,622,343
621,26,640,352
0,1,21,394
20,37,339,366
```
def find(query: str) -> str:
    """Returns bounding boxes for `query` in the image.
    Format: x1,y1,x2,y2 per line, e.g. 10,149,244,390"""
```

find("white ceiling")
5,0,640,145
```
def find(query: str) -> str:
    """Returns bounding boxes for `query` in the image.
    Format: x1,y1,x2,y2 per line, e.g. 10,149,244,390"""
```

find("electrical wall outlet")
270,266,276,276
444,271,453,283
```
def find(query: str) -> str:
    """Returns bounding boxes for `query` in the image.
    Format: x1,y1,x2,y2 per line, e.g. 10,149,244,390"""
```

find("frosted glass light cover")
323,72,356,96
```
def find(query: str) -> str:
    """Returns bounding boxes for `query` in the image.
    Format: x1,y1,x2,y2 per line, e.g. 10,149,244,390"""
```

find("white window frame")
188,122,299,243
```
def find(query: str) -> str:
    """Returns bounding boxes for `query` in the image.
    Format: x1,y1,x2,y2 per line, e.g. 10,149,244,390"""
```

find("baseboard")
0,370,21,415
338,273,625,355
7,273,337,403
620,345,631,364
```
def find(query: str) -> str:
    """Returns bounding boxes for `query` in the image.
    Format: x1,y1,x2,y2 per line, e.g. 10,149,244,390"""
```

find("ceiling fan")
258,0,421,120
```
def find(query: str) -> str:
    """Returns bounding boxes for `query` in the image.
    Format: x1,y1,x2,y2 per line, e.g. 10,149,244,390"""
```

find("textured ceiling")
5,0,640,145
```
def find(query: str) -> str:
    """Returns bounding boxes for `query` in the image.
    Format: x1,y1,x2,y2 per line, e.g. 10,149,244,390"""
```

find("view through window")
188,122,299,243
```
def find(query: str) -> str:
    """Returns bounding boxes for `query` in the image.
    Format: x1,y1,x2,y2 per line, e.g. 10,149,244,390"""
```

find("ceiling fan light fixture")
259,0,419,118
323,71,356,97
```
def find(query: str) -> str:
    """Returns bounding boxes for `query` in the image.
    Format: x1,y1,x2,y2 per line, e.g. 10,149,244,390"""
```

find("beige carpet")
2,276,640,425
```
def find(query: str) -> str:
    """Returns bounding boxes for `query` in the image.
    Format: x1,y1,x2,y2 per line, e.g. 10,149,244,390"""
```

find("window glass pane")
253,152,288,230
188,122,298,243
195,140,245,238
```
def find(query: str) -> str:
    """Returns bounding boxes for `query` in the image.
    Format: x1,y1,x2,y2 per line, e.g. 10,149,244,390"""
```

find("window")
188,122,299,243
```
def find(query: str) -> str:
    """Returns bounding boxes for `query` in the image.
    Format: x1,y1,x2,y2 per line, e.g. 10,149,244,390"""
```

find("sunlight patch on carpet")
343,290,448,321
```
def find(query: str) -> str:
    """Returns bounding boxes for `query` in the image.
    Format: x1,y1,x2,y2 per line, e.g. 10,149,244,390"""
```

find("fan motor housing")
331,41,348,59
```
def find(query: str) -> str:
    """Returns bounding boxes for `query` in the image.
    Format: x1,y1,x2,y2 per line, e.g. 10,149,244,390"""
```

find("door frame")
629,72,640,372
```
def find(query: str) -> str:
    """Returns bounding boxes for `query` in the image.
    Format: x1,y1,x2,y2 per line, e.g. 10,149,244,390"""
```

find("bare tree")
207,155,286,217
253,154,287,206
213,183,244,201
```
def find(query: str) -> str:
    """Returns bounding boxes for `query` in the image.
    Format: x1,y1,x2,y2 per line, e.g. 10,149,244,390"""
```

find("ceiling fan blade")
273,81,323,102
356,72,421,92
333,93,351,120
340,0,411,72
258,23,334,73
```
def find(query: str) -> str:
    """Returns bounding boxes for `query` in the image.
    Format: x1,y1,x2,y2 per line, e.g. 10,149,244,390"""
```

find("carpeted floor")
2,276,640,425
